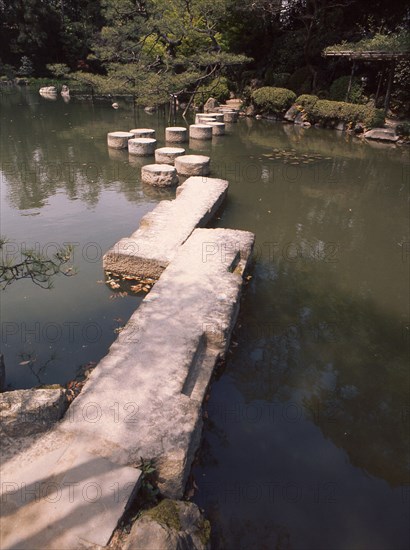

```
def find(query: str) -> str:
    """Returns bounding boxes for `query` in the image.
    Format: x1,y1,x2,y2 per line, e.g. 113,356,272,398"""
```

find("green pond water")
0,89,409,549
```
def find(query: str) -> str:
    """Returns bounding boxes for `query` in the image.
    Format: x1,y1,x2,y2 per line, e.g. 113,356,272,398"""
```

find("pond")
1,88,409,549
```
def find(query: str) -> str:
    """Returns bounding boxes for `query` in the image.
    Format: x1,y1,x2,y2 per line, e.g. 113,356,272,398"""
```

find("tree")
73,0,249,104
0,238,75,290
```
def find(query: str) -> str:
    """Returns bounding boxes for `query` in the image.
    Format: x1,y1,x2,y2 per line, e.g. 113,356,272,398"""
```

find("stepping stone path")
107,131,134,149
175,154,210,176
129,128,156,138
103,176,228,279
128,137,157,156
165,126,188,143
155,147,186,165
204,121,225,135
189,124,213,140
141,164,179,187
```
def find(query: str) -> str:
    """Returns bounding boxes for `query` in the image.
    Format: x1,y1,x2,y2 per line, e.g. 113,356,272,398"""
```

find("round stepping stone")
204,121,225,136
107,131,134,149
155,147,185,165
197,116,217,124
141,164,179,187
204,112,224,122
189,124,212,140
223,111,238,123
129,128,156,138
128,137,157,156
175,155,210,176
165,126,188,143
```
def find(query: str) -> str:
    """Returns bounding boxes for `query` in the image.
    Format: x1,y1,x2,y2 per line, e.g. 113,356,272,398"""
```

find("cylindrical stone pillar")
205,112,224,122
155,147,186,165
223,111,238,123
165,126,188,143
189,124,212,140
175,155,211,176
107,131,134,149
129,128,156,139
141,164,179,187
197,116,217,124
128,137,157,156
205,121,225,136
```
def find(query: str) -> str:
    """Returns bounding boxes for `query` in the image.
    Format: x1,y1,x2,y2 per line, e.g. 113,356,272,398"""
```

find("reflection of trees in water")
0,90,158,210
203,507,291,550
229,262,409,487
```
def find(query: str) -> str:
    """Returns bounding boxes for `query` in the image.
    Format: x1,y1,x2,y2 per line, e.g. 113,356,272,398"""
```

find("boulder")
363,128,399,142
0,387,68,437
203,97,219,113
124,499,210,550
294,112,304,125
284,105,300,122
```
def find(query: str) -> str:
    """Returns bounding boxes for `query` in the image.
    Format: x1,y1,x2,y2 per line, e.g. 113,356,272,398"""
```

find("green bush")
194,76,230,107
329,76,364,104
46,63,71,79
251,86,296,115
305,99,384,127
295,94,319,110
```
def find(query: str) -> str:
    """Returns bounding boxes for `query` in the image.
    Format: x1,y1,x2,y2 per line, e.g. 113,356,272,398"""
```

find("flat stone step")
128,137,157,156
1,445,141,549
363,128,398,142
103,176,228,279
174,154,210,176
1,226,254,548
189,124,213,140
165,126,188,143
107,131,134,149
155,147,185,165
67,227,254,497
141,164,179,187
129,128,156,138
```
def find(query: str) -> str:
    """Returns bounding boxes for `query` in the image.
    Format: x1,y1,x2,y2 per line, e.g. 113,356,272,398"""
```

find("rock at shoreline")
204,97,219,113
0,387,68,438
124,499,210,550
284,105,299,122
363,128,398,142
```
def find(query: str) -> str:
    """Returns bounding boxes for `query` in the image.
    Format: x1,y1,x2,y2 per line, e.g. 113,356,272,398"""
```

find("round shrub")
295,94,319,110
251,87,296,115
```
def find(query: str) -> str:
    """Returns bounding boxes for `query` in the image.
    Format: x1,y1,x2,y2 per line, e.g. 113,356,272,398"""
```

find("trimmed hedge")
295,94,319,110
252,87,296,114
301,99,384,128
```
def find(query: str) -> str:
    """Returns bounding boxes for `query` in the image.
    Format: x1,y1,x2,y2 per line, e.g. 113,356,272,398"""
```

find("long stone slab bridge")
1,176,254,549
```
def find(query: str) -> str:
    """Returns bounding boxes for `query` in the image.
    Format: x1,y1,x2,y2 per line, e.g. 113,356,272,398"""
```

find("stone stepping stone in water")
165,126,188,143
129,128,156,138
189,124,213,140
128,137,157,156
222,111,238,123
107,131,134,149
175,154,210,176
155,147,186,165
141,164,179,187
204,121,225,136
204,112,224,122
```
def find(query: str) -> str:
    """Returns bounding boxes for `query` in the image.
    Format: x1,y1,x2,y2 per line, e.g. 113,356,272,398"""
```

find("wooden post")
345,61,356,102
374,70,383,107
384,60,395,115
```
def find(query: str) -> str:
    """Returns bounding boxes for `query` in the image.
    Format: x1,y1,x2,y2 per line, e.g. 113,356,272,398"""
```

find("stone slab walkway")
103,177,228,279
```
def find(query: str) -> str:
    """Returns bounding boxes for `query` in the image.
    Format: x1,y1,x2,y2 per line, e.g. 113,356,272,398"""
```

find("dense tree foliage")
1,0,409,106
